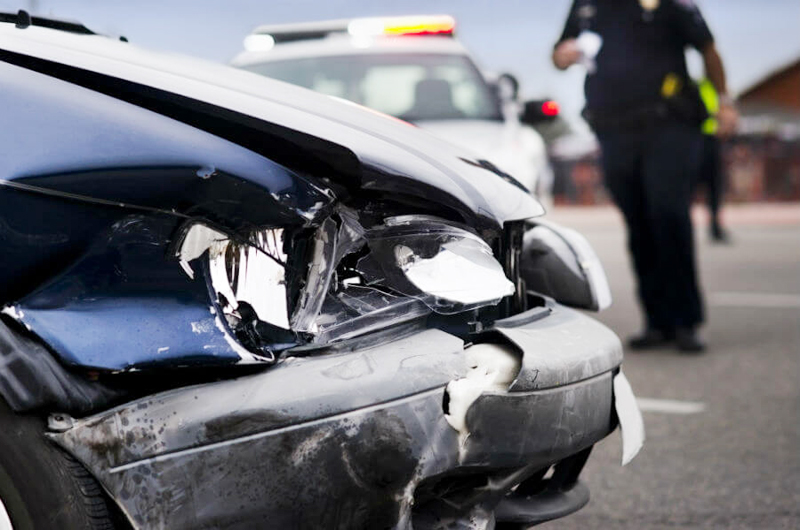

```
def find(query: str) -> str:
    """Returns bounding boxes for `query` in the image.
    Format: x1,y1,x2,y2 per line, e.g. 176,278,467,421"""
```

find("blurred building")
727,57,800,202
738,58,800,118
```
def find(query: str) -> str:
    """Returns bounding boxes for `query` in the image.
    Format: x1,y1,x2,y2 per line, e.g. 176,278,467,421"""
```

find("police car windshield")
244,53,502,122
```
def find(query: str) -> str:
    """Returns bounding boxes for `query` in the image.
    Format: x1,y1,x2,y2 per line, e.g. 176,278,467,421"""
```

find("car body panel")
418,119,548,191
496,304,623,391
50,306,620,530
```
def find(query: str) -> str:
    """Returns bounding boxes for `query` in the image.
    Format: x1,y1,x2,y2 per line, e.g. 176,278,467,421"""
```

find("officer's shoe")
710,223,731,244
676,327,706,353
628,328,675,350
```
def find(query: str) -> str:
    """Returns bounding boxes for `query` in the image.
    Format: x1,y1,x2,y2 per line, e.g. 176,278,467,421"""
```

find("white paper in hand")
576,31,603,73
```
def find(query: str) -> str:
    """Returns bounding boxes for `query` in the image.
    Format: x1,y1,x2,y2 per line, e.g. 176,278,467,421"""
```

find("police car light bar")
348,15,456,37
243,15,455,51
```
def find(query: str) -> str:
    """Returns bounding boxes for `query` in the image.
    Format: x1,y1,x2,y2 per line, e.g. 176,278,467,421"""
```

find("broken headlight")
177,212,515,357
357,216,515,314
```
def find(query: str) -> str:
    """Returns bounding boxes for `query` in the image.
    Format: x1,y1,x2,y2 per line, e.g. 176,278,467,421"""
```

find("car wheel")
0,400,118,530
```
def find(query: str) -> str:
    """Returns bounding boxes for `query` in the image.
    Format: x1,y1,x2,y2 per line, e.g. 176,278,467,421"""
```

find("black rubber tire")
0,400,117,530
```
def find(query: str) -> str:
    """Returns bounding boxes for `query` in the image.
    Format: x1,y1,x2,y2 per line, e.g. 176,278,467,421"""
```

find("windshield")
243,53,502,122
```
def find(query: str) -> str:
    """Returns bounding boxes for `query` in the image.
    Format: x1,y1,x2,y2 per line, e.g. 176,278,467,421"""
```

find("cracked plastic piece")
359,217,515,314
201,227,291,332
287,212,436,344
614,371,645,466
310,287,429,344
291,218,338,333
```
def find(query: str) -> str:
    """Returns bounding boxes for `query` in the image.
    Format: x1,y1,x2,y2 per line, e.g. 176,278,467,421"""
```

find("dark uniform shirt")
557,0,714,115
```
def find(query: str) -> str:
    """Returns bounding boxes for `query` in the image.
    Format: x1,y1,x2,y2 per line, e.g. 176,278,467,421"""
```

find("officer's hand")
717,100,739,138
553,40,582,70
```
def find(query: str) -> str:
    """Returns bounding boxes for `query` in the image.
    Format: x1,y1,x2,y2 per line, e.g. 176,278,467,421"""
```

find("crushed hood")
0,24,543,229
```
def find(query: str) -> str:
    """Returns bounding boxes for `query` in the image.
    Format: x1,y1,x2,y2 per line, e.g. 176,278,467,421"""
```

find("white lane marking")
709,292,800,309
636,398,706,415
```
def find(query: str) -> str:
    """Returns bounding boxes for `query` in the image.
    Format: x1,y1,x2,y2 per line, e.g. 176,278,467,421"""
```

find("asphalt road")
540,204,800,530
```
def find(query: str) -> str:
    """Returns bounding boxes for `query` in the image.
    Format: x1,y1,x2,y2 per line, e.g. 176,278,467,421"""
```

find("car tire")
0,400,118,530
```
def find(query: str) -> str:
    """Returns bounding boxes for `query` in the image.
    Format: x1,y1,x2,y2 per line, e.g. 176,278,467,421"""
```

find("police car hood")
418,120,547,191
0,25,543,229
417,120,512,155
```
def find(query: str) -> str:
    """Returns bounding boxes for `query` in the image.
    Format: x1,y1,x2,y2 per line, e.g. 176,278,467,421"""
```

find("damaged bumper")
50,304,635,529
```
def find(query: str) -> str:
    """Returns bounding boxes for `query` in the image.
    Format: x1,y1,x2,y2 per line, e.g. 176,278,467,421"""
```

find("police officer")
553,0,738,352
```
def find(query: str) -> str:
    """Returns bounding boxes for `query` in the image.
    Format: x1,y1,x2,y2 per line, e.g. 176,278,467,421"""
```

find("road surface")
540,203,800,530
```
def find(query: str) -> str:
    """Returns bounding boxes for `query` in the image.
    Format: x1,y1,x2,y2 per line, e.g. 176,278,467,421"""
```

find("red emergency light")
541,100,560,117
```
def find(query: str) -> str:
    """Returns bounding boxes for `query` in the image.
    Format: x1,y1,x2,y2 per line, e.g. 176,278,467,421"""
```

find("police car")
232,15,556,197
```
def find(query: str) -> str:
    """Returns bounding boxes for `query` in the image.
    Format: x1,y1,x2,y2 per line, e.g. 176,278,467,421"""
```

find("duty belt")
583,103,673,132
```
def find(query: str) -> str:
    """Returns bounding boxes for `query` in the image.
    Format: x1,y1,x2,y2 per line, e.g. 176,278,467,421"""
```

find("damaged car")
0,11,643,530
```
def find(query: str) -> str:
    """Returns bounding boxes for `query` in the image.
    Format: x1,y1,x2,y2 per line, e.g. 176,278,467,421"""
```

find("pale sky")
4,0,800,119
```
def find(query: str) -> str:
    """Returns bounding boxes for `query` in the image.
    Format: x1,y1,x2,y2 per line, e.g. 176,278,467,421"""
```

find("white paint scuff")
190,319,215,335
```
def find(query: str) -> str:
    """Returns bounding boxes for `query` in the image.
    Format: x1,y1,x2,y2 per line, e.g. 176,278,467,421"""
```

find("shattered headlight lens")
358,216,515,314
177,213,514,355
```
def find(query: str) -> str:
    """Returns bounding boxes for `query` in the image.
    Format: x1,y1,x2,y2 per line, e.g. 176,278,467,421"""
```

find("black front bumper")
50,305,624,529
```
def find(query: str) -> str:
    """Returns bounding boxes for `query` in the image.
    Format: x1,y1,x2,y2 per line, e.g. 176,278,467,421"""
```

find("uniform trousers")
698,134,724,227
598,122,704,330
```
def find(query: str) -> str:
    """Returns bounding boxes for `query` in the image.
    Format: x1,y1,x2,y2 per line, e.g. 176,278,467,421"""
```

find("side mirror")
520,219,611,311
495,73,520,102
520,99,560,126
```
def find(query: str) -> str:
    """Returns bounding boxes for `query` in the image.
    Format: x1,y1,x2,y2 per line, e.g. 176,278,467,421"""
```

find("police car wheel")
0,400,118,530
